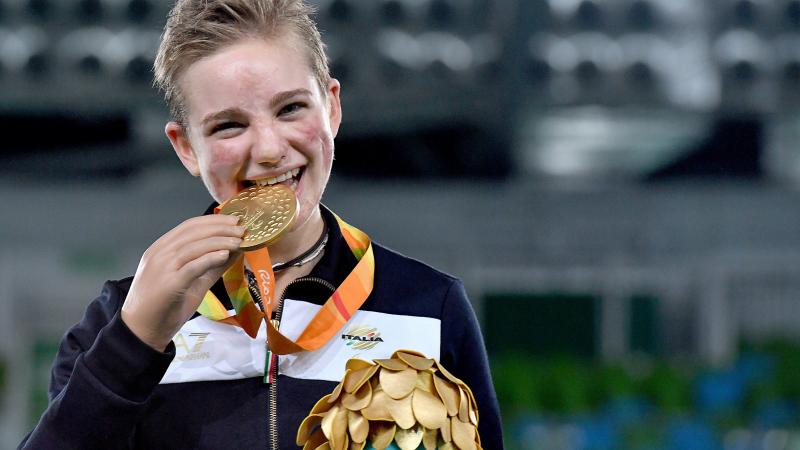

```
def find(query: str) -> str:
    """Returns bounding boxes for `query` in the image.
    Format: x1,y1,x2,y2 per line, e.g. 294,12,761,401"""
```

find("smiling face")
166,36,341,234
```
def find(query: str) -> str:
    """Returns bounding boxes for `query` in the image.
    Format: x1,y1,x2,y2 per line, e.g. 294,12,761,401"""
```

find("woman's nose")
251,125,285,165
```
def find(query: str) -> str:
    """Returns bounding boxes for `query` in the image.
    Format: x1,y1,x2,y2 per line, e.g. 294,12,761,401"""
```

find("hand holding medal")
120,182,295,352
120,184,294,352
120,213,246,351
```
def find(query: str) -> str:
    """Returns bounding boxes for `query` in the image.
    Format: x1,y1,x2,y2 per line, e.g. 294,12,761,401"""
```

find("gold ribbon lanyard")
196,185,375,381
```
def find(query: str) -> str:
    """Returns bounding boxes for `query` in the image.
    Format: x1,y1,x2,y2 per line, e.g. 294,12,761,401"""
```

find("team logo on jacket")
341,325,383,350
173,332,210,361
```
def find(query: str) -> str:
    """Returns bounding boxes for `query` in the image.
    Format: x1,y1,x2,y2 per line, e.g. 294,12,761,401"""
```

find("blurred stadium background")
4,0,800,448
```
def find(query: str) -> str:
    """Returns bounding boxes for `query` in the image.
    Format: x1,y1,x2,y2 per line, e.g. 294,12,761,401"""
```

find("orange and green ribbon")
196,211,375,355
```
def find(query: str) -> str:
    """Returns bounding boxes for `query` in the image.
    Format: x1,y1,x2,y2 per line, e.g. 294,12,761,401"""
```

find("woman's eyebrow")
270,88,312,108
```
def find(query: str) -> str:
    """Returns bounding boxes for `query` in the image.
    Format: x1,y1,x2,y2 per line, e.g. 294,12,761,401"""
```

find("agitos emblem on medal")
219,184,298,250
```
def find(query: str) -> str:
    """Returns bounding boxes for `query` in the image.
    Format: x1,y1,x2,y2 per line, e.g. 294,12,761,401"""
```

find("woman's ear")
326,79,342,138
165,121,200,176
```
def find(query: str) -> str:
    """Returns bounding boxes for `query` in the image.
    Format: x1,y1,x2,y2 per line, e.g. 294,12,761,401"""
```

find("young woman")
20,1,502,448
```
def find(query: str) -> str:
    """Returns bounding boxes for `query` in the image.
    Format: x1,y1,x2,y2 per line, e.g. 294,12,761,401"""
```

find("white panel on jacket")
160,315,267,384
278,299,441,382
159,299,441,384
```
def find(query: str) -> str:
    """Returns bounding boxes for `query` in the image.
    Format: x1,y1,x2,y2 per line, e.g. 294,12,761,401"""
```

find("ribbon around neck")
196,211,375,355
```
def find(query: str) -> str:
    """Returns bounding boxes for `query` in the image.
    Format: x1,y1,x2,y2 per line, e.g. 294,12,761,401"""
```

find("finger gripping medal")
219,184,298,250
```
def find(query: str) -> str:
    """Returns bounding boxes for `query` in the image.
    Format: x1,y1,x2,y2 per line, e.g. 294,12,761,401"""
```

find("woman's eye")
279,102,306,116
211,122,242,134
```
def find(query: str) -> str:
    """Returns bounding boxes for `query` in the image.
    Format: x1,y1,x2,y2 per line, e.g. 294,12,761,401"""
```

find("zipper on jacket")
260,276,337,450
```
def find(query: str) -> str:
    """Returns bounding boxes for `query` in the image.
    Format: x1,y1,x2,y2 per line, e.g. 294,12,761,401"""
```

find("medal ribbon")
196,212,375,355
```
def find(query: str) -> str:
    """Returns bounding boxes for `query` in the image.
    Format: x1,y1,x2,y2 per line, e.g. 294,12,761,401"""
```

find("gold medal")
219,184,298,251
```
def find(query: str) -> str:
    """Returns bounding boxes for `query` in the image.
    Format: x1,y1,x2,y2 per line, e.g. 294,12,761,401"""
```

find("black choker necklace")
244,222,328,308
270,221,328,272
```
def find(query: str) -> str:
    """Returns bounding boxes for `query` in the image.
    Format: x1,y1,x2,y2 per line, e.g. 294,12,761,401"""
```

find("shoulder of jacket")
373,242,458,280
371,242,460,289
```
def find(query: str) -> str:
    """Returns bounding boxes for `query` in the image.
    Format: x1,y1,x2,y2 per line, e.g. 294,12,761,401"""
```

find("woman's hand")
121,214,245,351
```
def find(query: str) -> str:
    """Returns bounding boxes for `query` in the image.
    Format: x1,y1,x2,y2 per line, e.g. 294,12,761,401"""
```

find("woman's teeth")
252,168,301,190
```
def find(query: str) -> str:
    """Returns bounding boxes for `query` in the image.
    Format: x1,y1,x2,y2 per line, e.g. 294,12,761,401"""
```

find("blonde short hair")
153,0,330,125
